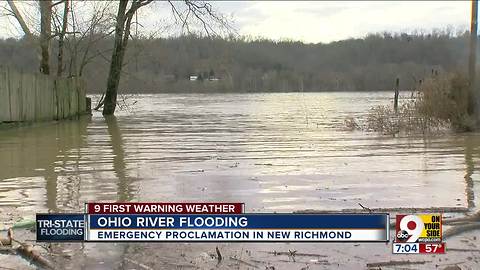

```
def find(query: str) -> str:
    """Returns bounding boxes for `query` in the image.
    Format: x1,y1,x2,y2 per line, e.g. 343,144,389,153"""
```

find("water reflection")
105,115,133,202
0,93,479,269
0,117,89,213
464,134,480,209
0,93,479,215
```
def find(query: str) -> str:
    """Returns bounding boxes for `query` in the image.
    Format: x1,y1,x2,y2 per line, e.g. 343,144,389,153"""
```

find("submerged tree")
102,0,151,115
102,0,230,115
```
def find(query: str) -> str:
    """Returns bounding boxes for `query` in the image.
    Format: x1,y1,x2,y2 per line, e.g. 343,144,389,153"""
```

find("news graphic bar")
36,214,85,242
86,214,389,242
393,243,446,254
86,202,244,214
392,214,445,254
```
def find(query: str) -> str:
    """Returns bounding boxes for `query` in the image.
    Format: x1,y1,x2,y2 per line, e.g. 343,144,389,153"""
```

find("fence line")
0,68,87,123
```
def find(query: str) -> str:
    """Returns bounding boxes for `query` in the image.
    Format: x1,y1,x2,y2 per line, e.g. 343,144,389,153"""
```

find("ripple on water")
0,92,479,214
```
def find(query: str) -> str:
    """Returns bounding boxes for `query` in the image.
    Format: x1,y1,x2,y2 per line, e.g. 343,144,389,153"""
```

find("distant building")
189,72,221,81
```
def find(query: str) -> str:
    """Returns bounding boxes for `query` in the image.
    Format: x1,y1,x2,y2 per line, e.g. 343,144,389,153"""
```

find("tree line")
0,30,473,95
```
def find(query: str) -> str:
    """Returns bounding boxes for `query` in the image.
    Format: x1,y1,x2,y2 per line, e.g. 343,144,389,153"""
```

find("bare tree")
55,0,69,76
167,0,231,36
39,0,52,74
6,0,34,40
5,0,53,75
61,1,115,78
4,0,102,77
102,0,231,115
4,0,41,68
103,0,152,115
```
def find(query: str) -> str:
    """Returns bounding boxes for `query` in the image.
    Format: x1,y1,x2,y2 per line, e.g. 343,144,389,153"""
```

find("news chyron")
36,202,388,242
393,214,446,254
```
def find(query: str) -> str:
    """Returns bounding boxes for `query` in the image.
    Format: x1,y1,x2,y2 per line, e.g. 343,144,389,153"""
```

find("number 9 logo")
399,215,423,242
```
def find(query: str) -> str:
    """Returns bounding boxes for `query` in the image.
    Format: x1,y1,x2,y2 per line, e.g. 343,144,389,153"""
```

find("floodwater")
0,92,479,269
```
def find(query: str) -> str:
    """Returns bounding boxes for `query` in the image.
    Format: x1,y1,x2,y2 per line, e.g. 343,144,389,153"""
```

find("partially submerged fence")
0,68,87,123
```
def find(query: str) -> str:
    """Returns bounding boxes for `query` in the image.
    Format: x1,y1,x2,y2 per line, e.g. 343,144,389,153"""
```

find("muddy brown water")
0,92,479,269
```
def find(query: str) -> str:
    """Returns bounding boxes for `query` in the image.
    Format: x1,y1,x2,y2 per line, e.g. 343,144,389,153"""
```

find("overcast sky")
0,1,472,44
218,1,471,43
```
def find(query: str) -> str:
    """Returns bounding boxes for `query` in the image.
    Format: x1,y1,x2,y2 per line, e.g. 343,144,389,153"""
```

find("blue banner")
88,214,388,229
36,214,85,241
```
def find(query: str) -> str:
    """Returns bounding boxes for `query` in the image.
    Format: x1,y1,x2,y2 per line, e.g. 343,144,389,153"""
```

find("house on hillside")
189,71,221,82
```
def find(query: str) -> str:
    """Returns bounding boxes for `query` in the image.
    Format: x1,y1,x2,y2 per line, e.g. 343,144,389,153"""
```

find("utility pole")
469,0,478,120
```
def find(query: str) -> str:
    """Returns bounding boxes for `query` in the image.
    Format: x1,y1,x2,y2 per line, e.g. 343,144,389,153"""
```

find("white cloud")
227,1,470,43
0,1,471,43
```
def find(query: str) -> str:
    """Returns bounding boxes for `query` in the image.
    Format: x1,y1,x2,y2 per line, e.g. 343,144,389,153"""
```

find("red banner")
87,202,244,214
419,243,445,254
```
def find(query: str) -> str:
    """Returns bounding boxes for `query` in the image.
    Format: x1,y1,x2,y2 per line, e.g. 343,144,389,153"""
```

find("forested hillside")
0,31,472,93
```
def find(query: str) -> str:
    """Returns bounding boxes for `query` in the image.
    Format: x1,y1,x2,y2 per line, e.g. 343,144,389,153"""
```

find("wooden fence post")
394,77,400,113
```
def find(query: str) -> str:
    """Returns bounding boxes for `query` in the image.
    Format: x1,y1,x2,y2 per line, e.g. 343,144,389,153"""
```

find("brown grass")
343,116,360,131
346,72,474,135
416,73,474,131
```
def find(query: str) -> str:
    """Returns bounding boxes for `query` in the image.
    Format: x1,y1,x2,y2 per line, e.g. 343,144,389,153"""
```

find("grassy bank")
346,72,477,134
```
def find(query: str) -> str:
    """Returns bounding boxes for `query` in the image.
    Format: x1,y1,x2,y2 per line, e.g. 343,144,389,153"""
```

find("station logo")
395,214,442,243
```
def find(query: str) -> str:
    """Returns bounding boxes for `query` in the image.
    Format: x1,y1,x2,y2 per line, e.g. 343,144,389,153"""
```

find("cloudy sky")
0,1,472,44
217,1,471,43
